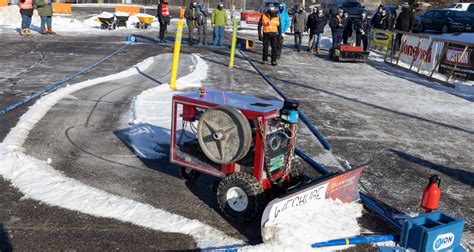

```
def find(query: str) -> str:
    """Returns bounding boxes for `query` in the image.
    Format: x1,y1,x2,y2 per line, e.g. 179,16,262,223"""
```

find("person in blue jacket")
276,3,290,59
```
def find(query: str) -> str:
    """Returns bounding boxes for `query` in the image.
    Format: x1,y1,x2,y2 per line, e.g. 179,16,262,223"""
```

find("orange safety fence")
0,0,8,7
115,5,140,15
52,3,72,14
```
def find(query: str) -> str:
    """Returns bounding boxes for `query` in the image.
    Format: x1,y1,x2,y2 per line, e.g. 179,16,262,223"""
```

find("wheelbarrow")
136,15,154,29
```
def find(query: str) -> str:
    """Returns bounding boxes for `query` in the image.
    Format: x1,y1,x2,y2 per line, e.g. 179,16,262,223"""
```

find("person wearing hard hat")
211,2,228,46
291,5,307,52
355,11,371,51
156,0,171,42
329,8,347,48
258,6,282,66
394,2,414,51
277,3,290,59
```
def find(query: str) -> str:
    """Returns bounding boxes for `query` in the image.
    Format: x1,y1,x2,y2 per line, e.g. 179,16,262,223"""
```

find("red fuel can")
420,175,441,213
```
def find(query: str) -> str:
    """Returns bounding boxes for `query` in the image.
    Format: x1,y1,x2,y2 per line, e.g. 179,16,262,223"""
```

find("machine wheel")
180,166,201,182
197,105,252,164
217,172,264,223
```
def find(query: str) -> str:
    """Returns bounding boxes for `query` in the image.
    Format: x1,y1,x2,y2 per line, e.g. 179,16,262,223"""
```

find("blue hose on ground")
0,43,130,117
238,48,332,151
311,234,400,248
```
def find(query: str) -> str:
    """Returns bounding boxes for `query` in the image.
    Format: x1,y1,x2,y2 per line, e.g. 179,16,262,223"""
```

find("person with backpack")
19,0,33,36
157,0,171,42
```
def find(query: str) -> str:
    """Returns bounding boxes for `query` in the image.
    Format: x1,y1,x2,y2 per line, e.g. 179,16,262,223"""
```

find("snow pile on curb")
250,199,363,251
0,5,158,32
0,54,243,248
134,54,207,130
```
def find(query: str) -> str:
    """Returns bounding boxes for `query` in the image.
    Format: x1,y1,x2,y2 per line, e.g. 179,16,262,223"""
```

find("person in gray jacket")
197,2,209,45
291,6,307,52
184,2,199,44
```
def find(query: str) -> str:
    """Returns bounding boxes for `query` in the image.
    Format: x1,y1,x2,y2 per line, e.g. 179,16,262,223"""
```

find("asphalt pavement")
1,11,473,250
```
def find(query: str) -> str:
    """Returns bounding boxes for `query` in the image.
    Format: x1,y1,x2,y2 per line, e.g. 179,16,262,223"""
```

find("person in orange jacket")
19,0,33,36
258,6,282,66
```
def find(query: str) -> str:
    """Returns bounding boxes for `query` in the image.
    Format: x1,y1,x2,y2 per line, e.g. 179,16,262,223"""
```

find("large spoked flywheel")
197,105,252,164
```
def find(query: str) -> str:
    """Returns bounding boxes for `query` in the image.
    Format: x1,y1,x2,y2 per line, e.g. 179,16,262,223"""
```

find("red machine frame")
170,90,295,191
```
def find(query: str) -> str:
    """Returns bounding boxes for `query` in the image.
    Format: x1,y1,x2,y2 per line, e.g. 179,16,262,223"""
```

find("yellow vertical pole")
229,19,238,68
170,20,184,90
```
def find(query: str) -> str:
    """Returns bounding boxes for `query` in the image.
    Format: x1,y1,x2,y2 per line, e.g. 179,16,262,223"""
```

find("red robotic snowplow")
329,45,369,62
170,89,363,223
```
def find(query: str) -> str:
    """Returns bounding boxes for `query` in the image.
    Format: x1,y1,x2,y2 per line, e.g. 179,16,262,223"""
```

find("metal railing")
383,29,474,86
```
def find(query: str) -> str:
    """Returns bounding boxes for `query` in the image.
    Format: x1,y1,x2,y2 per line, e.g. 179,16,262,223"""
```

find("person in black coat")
372,8,389,30
355,12,371,51
394,2,414,51
342,11,353,44
329,9,347,48
156,0,171,42
306,7,327,53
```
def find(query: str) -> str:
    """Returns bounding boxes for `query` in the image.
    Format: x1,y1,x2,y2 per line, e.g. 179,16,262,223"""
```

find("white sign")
433,232,455,251
398,34,443,73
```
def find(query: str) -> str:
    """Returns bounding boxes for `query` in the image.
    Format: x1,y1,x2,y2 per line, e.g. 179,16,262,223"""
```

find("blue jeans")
332,32,343,48
312,33,322,49
40,16,52,31
213,26,224,46
21,14,32,29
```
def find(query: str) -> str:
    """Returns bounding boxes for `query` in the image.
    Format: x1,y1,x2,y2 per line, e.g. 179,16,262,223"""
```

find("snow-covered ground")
0,54,244,249
0,5,162,34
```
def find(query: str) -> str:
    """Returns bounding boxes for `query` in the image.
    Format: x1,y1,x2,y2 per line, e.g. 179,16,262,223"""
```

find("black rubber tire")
180,166,201,182
217,172,264,223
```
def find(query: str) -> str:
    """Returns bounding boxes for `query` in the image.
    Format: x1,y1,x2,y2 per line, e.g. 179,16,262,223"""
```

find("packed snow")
128,53,207,159
0,54,243,248
257,199,364,251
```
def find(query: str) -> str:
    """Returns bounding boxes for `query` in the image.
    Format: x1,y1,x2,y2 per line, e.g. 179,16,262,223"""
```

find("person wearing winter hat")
306,7,328,54
276,3,290,59
342,10,353,44
197,1,209,45
35,0,55,35
211,2,227,46
329,8,346,48
157,0,171,42
258,6,281,65
185,1,199,44
355,11,371,51
394,2,414,50
291,5,307,52
19,0,33,36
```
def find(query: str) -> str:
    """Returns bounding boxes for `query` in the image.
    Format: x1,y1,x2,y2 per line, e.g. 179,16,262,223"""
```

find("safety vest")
19,0,33,9
262,14,279,33
161,3,170,17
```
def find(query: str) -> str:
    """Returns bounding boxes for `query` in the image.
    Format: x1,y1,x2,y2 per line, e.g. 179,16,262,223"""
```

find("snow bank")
129,54,207,160
247,199,363,251
0,54,242,248
0,5,158,33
